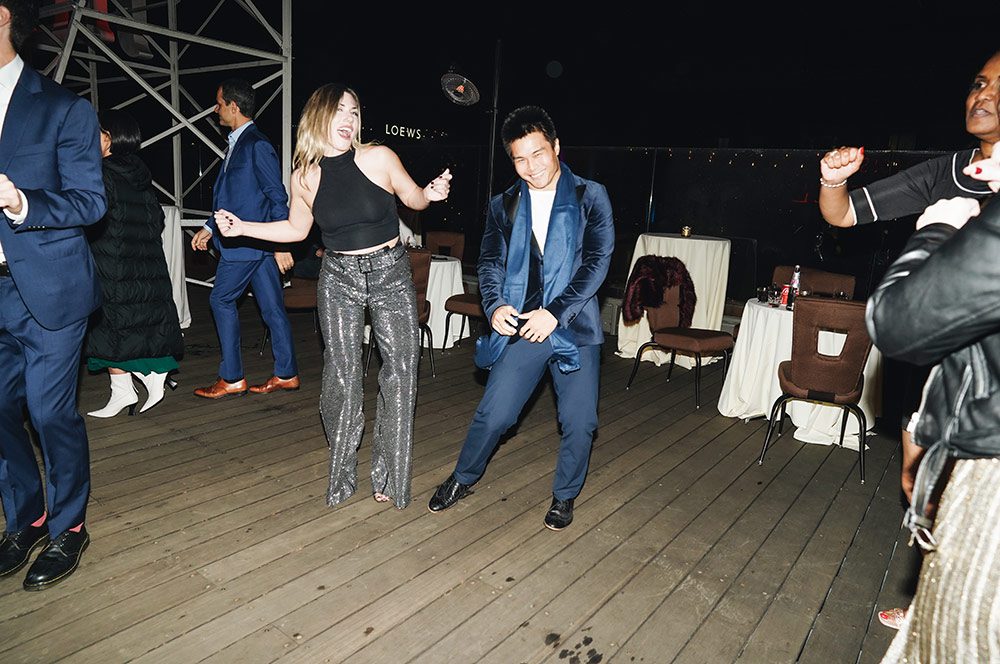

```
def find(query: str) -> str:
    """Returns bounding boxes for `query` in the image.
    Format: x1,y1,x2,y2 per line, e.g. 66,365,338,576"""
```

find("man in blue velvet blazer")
0,0,107,590
429,106,614,530
191,78,298,399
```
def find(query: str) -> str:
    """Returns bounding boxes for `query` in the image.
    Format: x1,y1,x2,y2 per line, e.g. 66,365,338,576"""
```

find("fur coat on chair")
622,255,697,327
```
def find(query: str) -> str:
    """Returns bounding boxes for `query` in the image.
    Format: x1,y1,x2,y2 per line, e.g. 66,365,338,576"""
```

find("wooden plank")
735,435,899,663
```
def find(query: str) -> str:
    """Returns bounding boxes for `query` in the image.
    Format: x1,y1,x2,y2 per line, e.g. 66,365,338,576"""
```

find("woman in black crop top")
215,83,452,510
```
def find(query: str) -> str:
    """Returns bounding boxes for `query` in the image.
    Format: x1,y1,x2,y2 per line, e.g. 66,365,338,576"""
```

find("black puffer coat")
84,154,184,362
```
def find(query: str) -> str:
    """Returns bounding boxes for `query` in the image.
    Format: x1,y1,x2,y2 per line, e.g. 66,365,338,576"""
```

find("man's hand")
0,174,23,215
914,197,980,231
820,146,864,186
490,304,520,337
191,228,212,251
274,251,294,274
518,308,558,343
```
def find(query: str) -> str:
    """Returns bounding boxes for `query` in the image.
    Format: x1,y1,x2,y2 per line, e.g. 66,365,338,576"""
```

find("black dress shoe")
23,527,89,591
544,496,574,531
0,523,49,577
428,474,473,513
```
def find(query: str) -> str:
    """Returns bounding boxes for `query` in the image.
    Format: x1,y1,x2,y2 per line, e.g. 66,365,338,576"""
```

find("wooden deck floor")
0,286,922,664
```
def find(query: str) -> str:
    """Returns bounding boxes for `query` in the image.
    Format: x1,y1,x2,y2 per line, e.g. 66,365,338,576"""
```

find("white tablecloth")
617,233,731,369
717,299,883,450
161,205,191,329
426,255,468,349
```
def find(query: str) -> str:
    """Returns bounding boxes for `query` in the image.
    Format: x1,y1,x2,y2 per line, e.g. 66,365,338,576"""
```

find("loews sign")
384,124,423,140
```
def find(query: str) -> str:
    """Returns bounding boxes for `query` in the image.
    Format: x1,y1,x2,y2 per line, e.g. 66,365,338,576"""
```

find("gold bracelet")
820,177,848,188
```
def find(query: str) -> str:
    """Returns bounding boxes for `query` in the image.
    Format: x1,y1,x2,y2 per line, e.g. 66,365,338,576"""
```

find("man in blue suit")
191,78,298,398
428,106,614,530
0,0,107,590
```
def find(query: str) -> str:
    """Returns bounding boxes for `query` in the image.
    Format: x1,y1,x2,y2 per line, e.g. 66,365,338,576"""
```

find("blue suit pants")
454,339,601,500
209,256,297,382
0,276,90,536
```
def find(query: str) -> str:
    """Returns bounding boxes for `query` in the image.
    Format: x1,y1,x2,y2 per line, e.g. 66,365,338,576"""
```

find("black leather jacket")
866,200,1000,540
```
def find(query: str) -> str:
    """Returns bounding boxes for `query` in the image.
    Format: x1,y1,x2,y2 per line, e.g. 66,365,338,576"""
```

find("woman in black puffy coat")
85,110,183,416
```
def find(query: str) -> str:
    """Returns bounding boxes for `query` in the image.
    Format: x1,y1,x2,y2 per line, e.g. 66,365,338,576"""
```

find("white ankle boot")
87,373,139,418
132,371,174,413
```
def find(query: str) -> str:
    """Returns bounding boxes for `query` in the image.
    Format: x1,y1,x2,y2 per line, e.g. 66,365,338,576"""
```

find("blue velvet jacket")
477,169,614,350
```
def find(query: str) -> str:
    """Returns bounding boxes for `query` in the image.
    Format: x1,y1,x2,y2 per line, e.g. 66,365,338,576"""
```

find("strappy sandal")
878,607,908,630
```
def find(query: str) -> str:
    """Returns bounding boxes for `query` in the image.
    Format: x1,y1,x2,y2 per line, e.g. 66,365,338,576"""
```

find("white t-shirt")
529,189,556,254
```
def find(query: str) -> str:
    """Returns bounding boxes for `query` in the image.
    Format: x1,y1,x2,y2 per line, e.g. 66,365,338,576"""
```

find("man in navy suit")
428,106,614,530
0,0,107,590
191,78,298,398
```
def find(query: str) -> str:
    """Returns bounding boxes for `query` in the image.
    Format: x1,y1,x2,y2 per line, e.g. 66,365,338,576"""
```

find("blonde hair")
292,83,368,188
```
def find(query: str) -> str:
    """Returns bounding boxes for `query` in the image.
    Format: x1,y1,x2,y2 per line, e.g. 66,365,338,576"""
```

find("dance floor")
0,285,920,663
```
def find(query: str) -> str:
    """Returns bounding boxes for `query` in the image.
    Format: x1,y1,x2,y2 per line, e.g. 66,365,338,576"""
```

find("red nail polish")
976,167,983,174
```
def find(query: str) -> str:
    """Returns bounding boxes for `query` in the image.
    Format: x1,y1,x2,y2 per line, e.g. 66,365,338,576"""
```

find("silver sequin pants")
317,244,419,509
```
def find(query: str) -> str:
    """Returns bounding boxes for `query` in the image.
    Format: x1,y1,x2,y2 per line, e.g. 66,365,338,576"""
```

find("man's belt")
0,262,10,277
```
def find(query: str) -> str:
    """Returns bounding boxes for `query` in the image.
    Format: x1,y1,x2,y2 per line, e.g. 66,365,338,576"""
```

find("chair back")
424,230,465,261
646,285,683,331
282,277,318,310
772,265,856,299
407,246,432,324
784,297,872,400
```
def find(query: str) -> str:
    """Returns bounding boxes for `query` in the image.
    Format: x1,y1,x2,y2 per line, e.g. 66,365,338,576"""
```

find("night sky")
291,6,1000,153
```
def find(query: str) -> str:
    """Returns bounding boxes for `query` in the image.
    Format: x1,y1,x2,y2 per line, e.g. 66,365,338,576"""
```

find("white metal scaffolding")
35,0,293,229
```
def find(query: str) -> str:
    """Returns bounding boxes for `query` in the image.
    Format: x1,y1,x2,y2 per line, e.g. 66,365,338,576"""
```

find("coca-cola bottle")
786,265,801,310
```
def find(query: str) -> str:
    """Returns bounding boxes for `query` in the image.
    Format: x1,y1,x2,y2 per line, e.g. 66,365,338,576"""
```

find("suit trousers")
209,256,297,382
454,338,601,500
0,276,90,535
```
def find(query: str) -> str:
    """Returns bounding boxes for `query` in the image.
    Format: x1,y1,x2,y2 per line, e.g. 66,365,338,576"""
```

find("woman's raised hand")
214,209,245,237
820,146,865,185
424,168,452,202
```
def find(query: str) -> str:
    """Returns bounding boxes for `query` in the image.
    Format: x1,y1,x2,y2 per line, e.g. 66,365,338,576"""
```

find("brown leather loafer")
249,375,301,394
193,378,248,399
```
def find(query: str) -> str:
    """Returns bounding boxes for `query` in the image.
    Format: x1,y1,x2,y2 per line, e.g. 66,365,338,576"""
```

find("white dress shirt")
0,54,29,264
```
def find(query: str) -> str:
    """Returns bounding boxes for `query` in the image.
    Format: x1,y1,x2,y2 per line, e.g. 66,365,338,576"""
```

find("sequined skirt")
317,244,419,509
881,457,1000,663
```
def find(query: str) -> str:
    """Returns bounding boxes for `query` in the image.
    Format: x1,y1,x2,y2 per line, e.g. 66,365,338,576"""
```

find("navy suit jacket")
206,122,289,261
0,65,106,330
477,172,615,347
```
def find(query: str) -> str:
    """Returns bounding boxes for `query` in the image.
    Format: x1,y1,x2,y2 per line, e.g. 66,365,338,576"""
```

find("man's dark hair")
219,78,256,119
0,0,39,53
99,109,142,156
500,105,557,157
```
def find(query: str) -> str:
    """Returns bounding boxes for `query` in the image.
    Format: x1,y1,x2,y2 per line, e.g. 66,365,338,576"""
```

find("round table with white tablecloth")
426,254,469,349
716,298,883,450
616,232,731,369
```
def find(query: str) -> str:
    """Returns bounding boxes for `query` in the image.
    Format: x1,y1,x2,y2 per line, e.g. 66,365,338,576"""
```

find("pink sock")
30,513,46,527
69,523,83,533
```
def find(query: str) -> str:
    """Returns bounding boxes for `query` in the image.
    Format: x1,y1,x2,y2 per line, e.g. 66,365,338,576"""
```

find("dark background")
37,2,1000,298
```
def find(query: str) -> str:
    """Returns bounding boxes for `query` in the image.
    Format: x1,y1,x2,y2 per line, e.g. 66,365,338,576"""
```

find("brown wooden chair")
364,247,435,377
625,284,734,408
771,265,856,299
758,296,873,483
622,257,734,408
260,276,321,354
442,292,486,351
424,230,465,261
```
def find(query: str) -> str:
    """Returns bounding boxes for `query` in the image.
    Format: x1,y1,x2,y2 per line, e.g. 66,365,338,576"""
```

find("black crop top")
312,150,399,251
